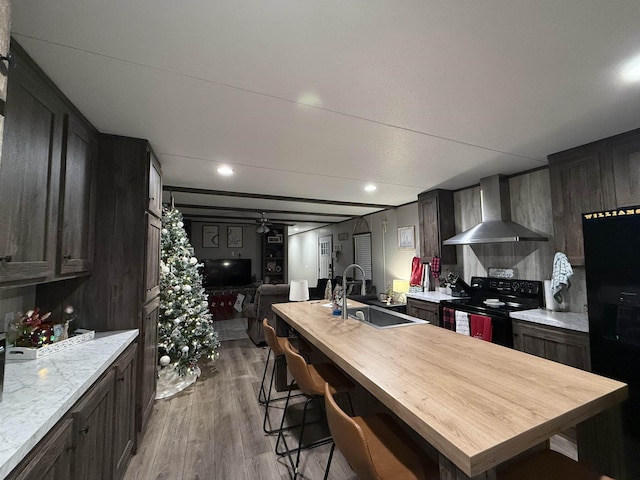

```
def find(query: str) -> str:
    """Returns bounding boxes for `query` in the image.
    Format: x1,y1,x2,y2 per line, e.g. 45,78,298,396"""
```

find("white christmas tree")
158,207,219,376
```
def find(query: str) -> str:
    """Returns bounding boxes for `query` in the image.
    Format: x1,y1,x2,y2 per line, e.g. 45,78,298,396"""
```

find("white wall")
287,203,420,293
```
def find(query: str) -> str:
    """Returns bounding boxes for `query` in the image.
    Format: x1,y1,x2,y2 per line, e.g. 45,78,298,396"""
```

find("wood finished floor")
123,337,358,480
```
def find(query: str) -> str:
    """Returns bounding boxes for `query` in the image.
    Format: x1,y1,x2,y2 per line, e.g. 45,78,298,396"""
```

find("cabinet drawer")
407,298,440,326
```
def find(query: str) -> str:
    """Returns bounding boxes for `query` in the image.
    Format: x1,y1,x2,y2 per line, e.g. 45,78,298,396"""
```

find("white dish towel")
551,252,574,303
455,311,470,336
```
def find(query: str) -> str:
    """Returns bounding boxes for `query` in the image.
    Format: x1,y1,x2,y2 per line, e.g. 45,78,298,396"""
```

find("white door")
318,235,332,279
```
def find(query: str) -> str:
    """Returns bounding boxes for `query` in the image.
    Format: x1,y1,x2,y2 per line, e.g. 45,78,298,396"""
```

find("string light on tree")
157,207,220,376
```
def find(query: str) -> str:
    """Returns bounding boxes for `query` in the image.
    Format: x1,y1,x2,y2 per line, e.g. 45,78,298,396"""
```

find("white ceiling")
11,1,640,234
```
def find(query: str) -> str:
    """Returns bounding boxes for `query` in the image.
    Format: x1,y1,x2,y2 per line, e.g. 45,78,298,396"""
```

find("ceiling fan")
256,212,272,234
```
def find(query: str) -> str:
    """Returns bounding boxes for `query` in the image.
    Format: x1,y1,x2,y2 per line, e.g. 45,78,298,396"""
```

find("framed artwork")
202,225,219,248
397,226,415,250
227,226,243,248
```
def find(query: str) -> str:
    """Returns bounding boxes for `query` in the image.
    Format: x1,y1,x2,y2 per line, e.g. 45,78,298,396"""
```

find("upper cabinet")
0,40,98,286
549,127,640,265
147,149,162,218
58,112,98,276
417,189,457,265
0,41,64,284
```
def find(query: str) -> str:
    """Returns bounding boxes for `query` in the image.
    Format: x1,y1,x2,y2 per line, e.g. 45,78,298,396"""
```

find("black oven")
440,277,543,348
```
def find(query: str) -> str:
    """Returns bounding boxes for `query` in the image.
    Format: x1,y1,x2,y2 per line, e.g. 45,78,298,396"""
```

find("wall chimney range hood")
443,174,548,245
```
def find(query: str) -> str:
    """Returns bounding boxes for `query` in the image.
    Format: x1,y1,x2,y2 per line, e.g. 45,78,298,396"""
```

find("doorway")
318,235,332,279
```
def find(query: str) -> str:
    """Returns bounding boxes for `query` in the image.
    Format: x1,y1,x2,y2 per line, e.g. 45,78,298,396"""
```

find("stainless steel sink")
346,305,429,329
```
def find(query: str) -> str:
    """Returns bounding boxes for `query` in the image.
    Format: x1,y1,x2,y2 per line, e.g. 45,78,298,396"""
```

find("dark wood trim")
164,184,394,209
174,203,352,218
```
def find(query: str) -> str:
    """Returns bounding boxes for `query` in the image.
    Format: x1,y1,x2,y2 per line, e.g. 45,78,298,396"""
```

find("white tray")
6,329,95,361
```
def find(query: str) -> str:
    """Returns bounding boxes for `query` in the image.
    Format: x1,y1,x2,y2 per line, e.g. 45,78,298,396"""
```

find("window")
353,233,372,281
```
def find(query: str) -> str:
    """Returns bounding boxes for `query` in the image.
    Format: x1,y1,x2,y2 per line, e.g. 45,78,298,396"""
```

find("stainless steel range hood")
443,174,548,245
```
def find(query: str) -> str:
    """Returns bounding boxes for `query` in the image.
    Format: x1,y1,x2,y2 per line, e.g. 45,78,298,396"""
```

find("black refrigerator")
583,206,640,478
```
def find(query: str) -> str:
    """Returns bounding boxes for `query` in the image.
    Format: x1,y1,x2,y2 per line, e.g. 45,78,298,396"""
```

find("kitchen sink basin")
346,306,429,329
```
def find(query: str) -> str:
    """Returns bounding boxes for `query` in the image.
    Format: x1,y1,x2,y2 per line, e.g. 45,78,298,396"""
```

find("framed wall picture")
202,225,219,248
227,226,243,248
397,226,415,250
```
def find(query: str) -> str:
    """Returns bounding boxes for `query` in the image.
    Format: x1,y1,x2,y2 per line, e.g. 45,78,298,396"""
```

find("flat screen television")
201,259,252,288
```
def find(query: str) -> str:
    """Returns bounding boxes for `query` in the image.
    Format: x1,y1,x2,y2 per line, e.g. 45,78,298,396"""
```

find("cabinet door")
548,144,614,266
7,418,75,480
72,368,115,480
512,320,591,371
610,128,640,207
147,149,162,218
406,298,440,326
144,214,162,303
112,343,137,480
0,47,63,284
418,190,456,265
58,113,97,275
138,297,159,437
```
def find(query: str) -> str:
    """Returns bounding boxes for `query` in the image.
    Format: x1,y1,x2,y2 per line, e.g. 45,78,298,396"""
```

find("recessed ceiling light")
621,54,640,83
364,184,377,192
217,165,235,176
293,227,300,231
297,92,322,107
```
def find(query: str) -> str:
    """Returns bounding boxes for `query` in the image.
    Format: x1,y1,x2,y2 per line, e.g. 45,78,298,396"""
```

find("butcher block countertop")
272,301,628,478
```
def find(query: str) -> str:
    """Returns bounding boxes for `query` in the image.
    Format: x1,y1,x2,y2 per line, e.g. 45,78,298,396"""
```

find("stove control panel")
470,277,541,295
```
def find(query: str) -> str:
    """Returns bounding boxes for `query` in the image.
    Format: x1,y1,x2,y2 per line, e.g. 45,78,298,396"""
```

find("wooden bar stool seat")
497,449,614,480
323,383,439,480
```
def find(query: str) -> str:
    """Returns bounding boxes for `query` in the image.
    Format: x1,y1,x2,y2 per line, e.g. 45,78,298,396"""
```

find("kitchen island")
273,300,628,479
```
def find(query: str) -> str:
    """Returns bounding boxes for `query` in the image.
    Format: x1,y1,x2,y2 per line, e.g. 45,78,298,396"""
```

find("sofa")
243,284,290,345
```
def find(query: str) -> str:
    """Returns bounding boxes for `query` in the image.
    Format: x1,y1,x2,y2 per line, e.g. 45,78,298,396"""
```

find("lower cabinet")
139,297,159,440
407,298,440,326
7,343,137,480
8,418,75,480
512,319,591,371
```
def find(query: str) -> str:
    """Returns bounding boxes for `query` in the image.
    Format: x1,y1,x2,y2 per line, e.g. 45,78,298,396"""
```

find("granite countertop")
509,309,589,333
406,290,464,303
0,329,139,479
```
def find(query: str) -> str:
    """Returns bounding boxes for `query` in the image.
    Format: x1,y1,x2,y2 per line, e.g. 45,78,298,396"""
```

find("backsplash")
452,168,586,313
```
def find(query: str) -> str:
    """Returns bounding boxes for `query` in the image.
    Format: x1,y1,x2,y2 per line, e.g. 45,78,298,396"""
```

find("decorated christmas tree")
158,207,219,376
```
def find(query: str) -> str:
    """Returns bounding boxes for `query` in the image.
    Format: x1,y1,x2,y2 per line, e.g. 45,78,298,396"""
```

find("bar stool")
323,382,440,480
497,449,614,480
275,339,354,480
258,318,304,434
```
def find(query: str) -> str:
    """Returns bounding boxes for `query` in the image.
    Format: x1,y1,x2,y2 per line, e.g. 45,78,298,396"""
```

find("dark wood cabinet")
148,151,163,218
0,42,63,285
58,112,98,276
548,143,615,266
262,226,287,284
144,214,162,303
139,297,159,438
112,343,137,480
72,369,115,480
406,297,440,326
7,418,75,480
0,40,97,286
610,128,640,207
417,189,457,265
548,126,640,265
81,135,162,442
512,319,591,371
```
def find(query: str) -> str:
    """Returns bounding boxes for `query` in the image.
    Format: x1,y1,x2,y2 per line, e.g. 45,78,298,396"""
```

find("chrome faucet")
341,263,367,320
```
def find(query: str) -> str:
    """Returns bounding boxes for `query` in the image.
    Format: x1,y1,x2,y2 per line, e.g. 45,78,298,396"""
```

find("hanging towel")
454,311,470,335
431,256,441,279
410,256,424,286
470,314,493,342
551,252,573,303
442,307,455,331
324,279,333,300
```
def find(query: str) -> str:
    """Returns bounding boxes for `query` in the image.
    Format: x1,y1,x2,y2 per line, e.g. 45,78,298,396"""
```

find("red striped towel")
470,314,493,342
442,307,456,331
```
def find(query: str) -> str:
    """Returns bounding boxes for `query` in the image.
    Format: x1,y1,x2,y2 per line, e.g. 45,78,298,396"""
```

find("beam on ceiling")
164,185,394,209
174,203,353,218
